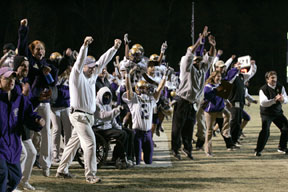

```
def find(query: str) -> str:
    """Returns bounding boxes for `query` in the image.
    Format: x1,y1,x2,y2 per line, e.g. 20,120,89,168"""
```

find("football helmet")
129,48,142,63
132,44,144,56
149,54,159,62
49,52,62,61
170,90,176,97
135,80,149,95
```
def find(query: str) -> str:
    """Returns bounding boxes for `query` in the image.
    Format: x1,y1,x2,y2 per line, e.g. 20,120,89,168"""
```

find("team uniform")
122,92,157,165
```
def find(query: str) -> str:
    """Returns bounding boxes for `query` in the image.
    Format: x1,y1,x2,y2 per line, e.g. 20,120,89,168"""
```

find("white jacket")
94,87,121,130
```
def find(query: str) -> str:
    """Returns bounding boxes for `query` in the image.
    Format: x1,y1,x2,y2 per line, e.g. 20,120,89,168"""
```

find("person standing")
0,67,44,192
255,71,288,156
171,26,215,160
56,36,121,183
17,18,59,177
203,71,230,156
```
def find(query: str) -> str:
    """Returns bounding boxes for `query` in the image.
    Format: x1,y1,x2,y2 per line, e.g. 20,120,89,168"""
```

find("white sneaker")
23,182,35,191
277,149,286,154
86,176,101,184
206,152,214,157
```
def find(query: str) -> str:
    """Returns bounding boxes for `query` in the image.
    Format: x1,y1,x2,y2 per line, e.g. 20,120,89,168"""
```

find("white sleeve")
201,53,214,72
93,47,117,76
225,57,233,70
122,92,137,103
245,88,256,103
259,89,276,107
180,50,193,72
73,45,88,73
281,87,288,104
94,105,120,121
212,56,219,71
243,63,257,83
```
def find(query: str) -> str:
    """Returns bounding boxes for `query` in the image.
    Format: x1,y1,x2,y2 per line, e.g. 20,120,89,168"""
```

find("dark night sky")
1,0,288,94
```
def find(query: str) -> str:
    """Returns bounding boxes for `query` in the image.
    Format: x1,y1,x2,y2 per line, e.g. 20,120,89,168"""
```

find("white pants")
20,139,37,183
50,107,72,160
57,112,96,178
33,103,52,169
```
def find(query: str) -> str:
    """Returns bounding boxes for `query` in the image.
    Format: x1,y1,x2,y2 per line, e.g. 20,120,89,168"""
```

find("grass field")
27,97,288,192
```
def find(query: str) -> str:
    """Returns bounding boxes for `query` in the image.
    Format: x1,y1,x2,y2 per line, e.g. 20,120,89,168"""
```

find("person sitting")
94,87,133,168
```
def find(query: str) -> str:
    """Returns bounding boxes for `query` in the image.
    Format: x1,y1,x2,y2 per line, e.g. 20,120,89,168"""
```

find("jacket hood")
96,86,112,105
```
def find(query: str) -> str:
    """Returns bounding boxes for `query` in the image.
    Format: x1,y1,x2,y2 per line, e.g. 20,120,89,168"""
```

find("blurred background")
1,0,288,94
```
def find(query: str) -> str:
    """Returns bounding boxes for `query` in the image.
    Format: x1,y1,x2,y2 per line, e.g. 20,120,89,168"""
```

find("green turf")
27,96,288,192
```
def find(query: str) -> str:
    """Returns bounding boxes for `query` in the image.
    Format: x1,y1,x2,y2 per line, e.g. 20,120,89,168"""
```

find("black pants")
122,127,134,161
256,114,288,152
171,98,196,153
230,106,243,143
96,128,127,160
216,118,234,148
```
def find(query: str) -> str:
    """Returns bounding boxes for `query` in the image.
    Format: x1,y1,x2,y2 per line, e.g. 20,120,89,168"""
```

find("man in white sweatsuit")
56,36,121,184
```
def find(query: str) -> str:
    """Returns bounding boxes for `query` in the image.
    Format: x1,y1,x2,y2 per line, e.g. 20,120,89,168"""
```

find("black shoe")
254,149,261,156
183,149,194,160
172,150,181,160
34,159,42,169
55,172,76,179
195,139,204,149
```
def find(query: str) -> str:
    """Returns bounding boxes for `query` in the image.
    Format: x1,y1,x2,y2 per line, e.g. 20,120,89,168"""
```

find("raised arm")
124,33,130,59
17,18,30,57
153,68,171,101
73,36,93,73
125,67,136,100
158,41,168,63
208,35,216,57
94,39,121,75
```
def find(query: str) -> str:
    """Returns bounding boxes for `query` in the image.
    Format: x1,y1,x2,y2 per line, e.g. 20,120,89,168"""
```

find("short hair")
29,40,46,52
265,71,277,80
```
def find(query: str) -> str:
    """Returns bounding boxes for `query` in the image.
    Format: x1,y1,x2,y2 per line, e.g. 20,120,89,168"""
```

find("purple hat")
0,67,16,78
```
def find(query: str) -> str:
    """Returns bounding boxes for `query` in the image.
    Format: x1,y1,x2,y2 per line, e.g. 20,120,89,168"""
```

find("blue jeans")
0,159,22,192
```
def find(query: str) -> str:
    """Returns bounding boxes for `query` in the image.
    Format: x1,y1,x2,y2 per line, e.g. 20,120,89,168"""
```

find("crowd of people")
0,19,288,192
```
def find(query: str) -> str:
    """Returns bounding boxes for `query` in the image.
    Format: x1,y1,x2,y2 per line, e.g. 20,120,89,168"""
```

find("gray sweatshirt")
176,50,214,104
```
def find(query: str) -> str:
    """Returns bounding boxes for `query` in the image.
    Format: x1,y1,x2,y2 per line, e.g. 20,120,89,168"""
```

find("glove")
161,41,168,53
124,33,131,44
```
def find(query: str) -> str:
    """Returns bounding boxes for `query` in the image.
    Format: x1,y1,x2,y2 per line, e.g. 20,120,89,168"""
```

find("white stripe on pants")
20,139,37,183
36,103,52,169
57,112,96,178
50,107,72,160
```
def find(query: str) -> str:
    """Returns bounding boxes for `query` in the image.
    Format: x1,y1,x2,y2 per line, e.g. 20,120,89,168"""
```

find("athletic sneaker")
22,182,36,191
277,148,287,154
86,176,101,184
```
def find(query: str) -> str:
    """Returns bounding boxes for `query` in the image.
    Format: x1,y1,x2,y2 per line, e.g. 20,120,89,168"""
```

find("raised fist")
124,33,130,44
84,36,93,46
114,39,122,49
20,19,28,26
161,41,168,53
